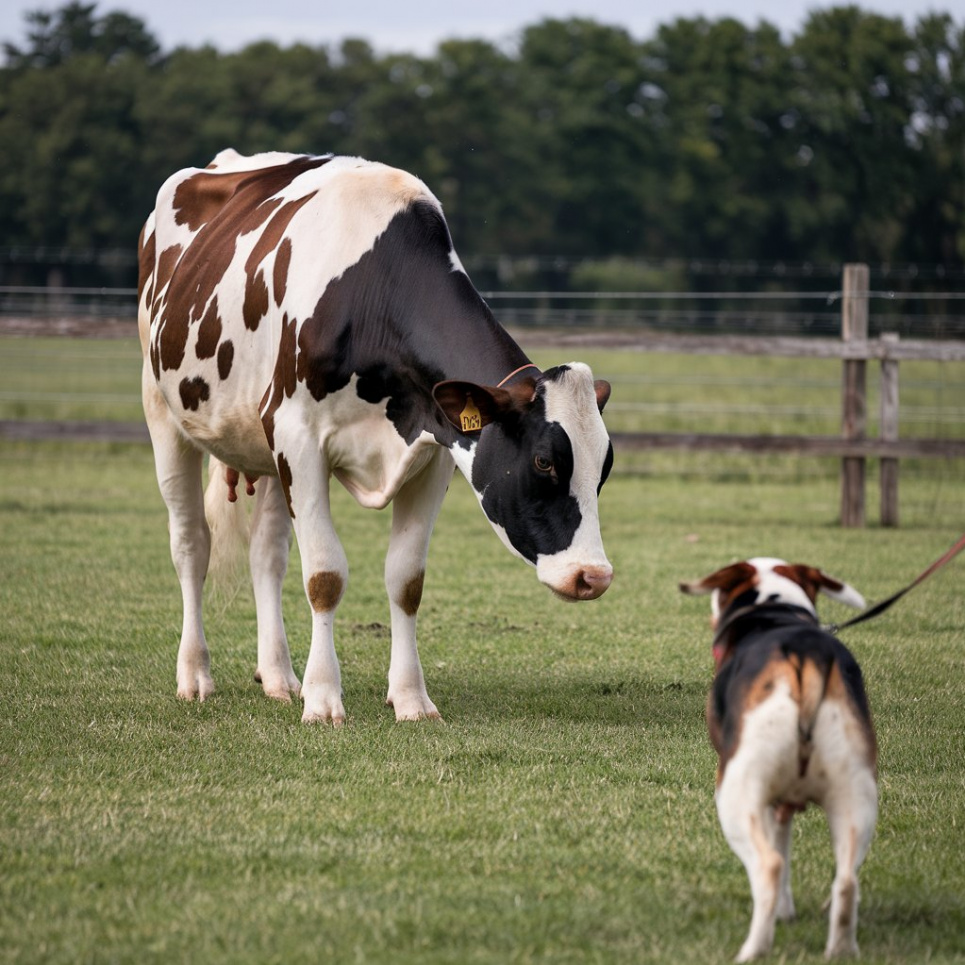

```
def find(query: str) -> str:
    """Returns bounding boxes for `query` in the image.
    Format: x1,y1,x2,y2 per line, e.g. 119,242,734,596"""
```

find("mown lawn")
1,430,963,964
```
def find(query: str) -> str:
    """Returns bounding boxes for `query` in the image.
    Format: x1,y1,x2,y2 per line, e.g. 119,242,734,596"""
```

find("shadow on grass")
354,668,708,730
189,660,707,734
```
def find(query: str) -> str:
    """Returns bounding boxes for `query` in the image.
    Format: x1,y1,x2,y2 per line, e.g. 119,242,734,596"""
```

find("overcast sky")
0,0,956,55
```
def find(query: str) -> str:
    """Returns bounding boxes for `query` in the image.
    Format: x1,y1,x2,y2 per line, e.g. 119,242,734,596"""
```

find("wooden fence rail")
2,264,962,528
520,262,964,528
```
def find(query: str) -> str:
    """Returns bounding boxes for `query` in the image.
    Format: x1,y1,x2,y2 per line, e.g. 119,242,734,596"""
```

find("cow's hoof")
301,690,346,726
387,691,442,722
177,671,215,701
256,669,302,702
302,710,346,727
395,710,444,723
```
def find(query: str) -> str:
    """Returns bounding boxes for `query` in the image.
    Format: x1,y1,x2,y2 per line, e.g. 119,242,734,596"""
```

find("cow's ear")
433,379,536,434
594,379,611,413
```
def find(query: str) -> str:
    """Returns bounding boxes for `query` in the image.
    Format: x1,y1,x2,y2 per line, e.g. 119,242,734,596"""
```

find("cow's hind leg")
250,476,300,701
143,376,213,700
384,450,454,721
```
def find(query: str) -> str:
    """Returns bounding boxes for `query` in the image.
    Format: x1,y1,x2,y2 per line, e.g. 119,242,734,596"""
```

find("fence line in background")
520,264,963,529
4,283,965,338
2,263,963,528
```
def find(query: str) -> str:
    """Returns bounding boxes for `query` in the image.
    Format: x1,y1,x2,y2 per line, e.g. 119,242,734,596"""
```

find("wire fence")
4,285,965,338
1,281,962,471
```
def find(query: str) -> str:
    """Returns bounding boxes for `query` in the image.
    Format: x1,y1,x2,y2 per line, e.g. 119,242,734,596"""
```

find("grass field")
1,337,964,963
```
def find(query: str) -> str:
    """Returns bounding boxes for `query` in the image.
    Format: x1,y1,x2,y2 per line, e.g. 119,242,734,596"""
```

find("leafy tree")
899,14,965,263
788,7,922,262
0,50,150,246
3,1,159,68
516,18,657,257
0,1,962,278
409,39,528,253
639,17,799,261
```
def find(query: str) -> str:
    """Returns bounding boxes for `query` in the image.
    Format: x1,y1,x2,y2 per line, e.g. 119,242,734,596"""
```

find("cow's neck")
407,272,532,388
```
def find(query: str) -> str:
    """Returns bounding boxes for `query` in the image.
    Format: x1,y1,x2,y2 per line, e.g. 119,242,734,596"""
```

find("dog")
680,558,877,961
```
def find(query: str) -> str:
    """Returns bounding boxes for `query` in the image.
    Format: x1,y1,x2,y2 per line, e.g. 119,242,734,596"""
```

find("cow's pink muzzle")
548,564,613,602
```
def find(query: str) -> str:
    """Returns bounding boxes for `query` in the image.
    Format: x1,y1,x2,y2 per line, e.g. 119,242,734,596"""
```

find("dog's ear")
679,561,756,596
779,564,866,610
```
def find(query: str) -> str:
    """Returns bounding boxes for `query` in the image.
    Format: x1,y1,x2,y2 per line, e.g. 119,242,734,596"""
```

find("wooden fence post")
880,332,900,526
840,263,869,527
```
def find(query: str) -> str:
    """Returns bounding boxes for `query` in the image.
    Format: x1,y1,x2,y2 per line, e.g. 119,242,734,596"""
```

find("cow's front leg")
280,446,348,725
384,450,454,721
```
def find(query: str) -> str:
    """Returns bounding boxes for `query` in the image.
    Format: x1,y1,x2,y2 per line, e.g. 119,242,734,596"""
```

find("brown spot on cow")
158,159,327,354
179,376,210,411
154,244,190,373
398,572,425,616
273,236,293,306
195,296,222,359
154,244,183,303
245,195,315,292
217,339,234,380
278,314,298,398
308,571,344,612
243,268,269,331
137,226,156,305
166,196,280,332
172,169,259,232
277,451,294,518
159,316,190,373
260,313,298,450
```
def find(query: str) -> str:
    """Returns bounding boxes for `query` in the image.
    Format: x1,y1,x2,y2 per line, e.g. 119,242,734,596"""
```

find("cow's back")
138,150,440,472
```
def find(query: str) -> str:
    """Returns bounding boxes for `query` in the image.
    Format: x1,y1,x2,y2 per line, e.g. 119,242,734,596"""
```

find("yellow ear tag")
459,395,482,432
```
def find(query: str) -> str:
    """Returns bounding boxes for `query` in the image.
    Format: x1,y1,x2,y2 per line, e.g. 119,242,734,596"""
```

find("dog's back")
710,613,877,808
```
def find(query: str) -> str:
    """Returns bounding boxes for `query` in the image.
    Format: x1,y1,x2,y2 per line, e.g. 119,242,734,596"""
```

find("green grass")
0,338,144,422
1,437,964,964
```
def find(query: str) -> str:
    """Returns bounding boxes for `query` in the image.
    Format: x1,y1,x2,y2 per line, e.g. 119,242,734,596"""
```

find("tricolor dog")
680,558,877,961
138,150,613,724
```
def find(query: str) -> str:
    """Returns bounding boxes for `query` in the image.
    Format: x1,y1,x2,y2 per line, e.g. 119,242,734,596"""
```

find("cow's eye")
534,455,553,473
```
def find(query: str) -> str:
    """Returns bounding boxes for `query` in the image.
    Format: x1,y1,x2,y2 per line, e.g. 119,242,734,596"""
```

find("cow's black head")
434,363,613,600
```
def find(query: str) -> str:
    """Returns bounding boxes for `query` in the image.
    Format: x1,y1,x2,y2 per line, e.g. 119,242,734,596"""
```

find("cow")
137,149,614,724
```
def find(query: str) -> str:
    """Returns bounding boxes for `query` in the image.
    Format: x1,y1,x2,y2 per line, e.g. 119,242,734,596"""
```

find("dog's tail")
794,653,833,777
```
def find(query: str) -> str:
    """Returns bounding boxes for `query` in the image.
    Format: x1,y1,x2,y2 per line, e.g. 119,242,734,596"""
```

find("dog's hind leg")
823,773,877,958
717,780,783,962
773,812,796,921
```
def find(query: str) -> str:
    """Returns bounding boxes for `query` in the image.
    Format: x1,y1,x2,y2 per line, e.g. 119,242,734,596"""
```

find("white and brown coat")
681,558,877,962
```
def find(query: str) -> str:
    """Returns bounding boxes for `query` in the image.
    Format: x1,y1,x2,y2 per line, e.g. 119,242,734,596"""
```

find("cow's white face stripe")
538,363,611,571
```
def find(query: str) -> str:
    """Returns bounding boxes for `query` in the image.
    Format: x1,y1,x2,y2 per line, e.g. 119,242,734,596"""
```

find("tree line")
1,2,963,289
